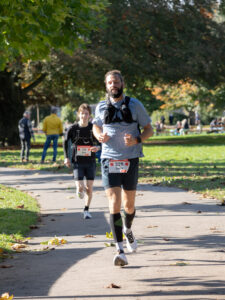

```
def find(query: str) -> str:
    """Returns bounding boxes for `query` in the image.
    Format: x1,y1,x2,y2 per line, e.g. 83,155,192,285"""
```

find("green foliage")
31,0,225,114
61,103,76,124
0,0,108,145
73,0,225,88
0,184,39,252
0,0,108,70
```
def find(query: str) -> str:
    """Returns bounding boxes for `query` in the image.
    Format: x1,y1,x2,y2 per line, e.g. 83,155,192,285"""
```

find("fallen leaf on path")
34,194,40,197
210,227,217,230
185,226,190,228
163,238,170,241
11,243,27,251
16,204,24,209
29,225,39,229
67,196,75,199
83,234,95,238
0,265,13,268
106,231,113,239
147,225,158,228
182,202,192,205
106,283,121,289
0,293,14,300
41,237,68,246
104,242,115,247
197,210,202,214
170,261,189,266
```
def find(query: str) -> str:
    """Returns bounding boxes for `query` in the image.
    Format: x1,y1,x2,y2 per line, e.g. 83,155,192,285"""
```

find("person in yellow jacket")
41,107,63,163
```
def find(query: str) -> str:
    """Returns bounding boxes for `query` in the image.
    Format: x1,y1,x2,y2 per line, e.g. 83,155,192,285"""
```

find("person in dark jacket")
63,103,100,219
18,111,35,162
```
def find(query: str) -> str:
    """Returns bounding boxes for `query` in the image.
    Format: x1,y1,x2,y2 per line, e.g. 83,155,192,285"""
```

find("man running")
93,70,153,266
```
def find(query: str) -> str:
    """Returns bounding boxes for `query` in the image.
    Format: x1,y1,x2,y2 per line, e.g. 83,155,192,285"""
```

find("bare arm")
124,123,154,146
140,123,154,141
93,124,110,143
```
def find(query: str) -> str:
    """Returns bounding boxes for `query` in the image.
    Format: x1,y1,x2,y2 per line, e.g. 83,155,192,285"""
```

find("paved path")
0,166,225,300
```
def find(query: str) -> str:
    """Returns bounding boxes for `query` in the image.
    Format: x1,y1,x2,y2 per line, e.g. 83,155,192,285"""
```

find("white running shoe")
76,190,84,199
83,211,92,219
124,230,138,253
113,252,128,266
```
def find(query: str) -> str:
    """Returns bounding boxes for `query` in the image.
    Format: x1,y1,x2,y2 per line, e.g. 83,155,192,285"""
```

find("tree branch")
22,73,47,97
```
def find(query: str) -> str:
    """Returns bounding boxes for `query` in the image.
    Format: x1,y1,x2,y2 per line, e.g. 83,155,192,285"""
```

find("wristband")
136,136,142,144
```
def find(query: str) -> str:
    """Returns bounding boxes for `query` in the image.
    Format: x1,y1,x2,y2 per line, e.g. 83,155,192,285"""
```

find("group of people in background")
18,69,154,267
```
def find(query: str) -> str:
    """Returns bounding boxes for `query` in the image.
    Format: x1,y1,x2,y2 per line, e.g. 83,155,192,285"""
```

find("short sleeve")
92,102,104,127
134,100,151,127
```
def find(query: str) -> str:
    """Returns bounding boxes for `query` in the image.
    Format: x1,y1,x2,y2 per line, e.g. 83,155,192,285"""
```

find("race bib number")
109,159,130,173
77,145,91,156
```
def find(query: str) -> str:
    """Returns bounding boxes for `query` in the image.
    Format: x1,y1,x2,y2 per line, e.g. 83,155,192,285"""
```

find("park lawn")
0,184,39,255
140,133,225,203
0,133,224,202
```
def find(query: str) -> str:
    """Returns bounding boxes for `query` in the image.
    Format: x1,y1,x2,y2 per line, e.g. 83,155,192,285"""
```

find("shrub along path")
0,166,225,299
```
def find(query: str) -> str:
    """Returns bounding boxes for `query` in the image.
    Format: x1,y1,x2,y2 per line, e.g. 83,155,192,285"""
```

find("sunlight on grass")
0,185,39,253
141,138,225,202
0,133,224,202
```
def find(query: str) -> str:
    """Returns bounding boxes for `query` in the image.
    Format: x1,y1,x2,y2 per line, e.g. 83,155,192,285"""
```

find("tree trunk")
0,70,24,146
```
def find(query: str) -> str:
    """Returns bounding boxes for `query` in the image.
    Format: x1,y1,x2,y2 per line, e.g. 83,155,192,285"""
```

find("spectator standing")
93,70,153,266
160,115,165,125
41,107,63,163
169,113,174,125
63,103,100,219
195,111,201,125
180,118,189,135
18,111,35,162
175,120,182,135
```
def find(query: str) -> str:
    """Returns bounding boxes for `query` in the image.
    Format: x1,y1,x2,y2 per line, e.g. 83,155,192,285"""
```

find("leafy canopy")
0,0,108,70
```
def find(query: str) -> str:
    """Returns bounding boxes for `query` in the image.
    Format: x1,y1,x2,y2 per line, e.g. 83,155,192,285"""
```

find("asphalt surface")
0,166,225,300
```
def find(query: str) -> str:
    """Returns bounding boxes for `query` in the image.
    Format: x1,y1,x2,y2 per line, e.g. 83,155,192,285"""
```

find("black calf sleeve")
124,210,136,229
110,213,123,243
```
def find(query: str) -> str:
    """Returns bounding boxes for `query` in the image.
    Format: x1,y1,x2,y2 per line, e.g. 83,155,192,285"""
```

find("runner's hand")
90,146,100,152
64,158,71,168
98,133,110,143
124,133,137,146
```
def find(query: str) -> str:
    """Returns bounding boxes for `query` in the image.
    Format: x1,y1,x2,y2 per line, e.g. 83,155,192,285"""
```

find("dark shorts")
101,158,139,190
73,161,96,181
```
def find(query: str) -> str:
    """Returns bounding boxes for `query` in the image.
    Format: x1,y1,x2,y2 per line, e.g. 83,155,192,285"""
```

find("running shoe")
76,190,84,199
113,252,128,266
83,211,92,219
124,230,138,253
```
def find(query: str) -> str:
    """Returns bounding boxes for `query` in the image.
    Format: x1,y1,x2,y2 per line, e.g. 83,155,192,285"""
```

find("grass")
0,184,39,255
140,133,225,202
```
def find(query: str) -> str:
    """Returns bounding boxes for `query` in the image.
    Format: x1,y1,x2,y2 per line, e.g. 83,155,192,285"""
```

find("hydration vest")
104,96,135,124
72,122,94,145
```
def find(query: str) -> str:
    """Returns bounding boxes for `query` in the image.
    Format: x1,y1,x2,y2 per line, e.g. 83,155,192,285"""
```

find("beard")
107,87,123,99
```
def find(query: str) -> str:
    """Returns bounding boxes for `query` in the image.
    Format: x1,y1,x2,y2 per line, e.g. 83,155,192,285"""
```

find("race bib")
77,145,91,156
109,159,130,173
